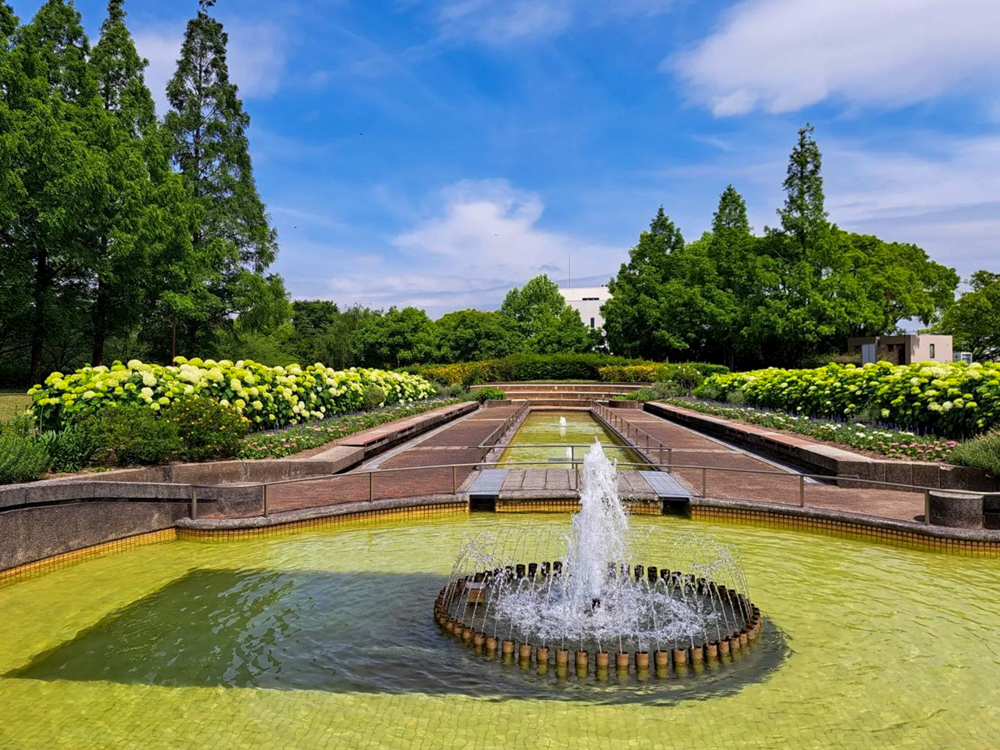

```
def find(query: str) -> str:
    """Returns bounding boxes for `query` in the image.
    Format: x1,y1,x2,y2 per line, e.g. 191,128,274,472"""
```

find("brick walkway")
256,404,523,515
214,399,926,525
603,409,924,522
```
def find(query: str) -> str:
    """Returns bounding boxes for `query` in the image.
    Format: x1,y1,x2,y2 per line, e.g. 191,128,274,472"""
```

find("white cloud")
822,135,1000,275
434,0,674,44
134,20,286,114
393,179,617,280
293,180,622,316
671,0,1000,116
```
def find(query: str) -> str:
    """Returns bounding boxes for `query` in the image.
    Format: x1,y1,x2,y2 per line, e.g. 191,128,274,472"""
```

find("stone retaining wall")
0,402,477,573
645,401,999,493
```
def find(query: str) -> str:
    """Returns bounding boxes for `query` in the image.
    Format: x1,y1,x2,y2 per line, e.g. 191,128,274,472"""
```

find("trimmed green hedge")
409,355,727,385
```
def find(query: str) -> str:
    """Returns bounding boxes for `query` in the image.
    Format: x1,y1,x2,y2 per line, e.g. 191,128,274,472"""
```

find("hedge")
597,363,728,384
410,354,728,385
29,358,437,432
697,361,1000,439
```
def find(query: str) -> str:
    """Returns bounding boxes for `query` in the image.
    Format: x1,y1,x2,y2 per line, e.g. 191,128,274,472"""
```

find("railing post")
799,475,805,507
924,489,931,525
190,486,198,520
263,484,269,518
368,472,374,502
701,468,707,497
667,447,672,470
452,465,458,494
575,461,580,492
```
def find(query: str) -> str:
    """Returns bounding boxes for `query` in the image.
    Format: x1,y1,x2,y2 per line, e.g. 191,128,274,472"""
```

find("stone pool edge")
6,492,1000,588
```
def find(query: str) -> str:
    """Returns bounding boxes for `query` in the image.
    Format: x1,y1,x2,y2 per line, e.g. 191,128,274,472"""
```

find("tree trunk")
29,245,48,385
91,277,109,366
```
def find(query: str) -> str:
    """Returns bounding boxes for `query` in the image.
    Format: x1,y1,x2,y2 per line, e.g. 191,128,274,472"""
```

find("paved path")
212,399,925,525
255,404,523,515
603,409,924,522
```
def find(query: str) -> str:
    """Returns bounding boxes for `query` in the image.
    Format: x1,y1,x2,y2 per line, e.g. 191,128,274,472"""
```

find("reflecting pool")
498,410,641,468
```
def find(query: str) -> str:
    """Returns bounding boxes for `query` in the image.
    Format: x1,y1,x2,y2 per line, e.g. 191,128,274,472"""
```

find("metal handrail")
592,403,672,463
184,457,997,523
478,401,530,449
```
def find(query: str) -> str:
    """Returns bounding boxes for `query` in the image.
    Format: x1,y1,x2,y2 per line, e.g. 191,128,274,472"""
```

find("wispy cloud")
134,19,287,114
288,179,622,315
670,0,1000,116
432,0,675,44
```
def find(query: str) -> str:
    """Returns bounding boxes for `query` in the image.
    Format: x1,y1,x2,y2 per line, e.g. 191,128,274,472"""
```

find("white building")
560,286,610,331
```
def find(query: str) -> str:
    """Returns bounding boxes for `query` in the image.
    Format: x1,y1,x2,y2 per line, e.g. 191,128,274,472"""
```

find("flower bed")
238,398,465,459
697,361,1000,439
28,358,437,431
665,399,959,462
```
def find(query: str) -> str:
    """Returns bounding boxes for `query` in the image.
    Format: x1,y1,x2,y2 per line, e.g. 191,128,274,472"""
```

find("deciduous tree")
937,271,1000,361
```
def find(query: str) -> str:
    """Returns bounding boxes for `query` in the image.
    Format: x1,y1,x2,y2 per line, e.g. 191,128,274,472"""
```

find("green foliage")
603,128,959,370
163,0,279,352
669,399,960,463
38,425,95,472
237,399,462,459
433,382,470,400
936,271,1000,362
360,385,386,411
950,429,1000,475
777,123,828,255
475,387,506,403
164,396,248,462
0,431,51,484
82,403,181,466
500,275,598,354
598,363,721,389
30,358,437,432
414,354,663,385
434,309,524,362
698,361,1000,439
603,207,688,360
351,307,436,368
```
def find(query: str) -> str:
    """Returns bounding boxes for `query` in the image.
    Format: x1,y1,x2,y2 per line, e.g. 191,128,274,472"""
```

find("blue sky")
12,0,1000,316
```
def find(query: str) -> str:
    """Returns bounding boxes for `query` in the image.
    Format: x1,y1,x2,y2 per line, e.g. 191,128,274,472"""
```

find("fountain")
435,441,762,677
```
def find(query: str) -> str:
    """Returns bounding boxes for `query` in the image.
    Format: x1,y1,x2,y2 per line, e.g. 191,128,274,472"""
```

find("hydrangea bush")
28,358,437,432
697,361,1000,439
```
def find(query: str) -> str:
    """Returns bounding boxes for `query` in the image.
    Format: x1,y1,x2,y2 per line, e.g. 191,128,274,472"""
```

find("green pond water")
498,410,641,468
1,515,998,749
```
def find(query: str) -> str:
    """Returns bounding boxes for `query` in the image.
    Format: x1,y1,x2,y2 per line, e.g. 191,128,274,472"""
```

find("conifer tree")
85,0,161,364
13,0,102,382
777,123,828,255
0,2,28,364
164,0,280,351
712,184,750,239
603,207,686,359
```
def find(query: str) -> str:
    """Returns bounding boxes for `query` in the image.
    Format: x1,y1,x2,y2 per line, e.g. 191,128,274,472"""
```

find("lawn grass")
0,392,31,423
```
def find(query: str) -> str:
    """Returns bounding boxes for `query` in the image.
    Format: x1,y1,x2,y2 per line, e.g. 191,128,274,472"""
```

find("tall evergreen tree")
776,123,828,256
0,2,28,368
85,0,162,364
712,184,751,239
13,0,102,382
164,0,281,353
603,207,685,359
